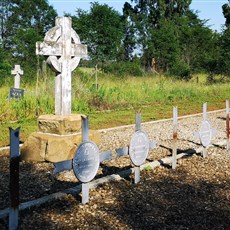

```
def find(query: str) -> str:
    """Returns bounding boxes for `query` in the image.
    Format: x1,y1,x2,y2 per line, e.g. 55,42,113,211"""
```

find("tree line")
0,0,230,81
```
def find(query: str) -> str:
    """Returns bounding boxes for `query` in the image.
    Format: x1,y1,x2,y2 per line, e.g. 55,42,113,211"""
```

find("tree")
222,1,230,25
0,44,11,83
1,0,57,70
123,0,222,76
178,10,220,73
121,2,137,61
148,19,181,72
0,0,9,45
125,0,192,71
72,2,123,64
218,1,230,76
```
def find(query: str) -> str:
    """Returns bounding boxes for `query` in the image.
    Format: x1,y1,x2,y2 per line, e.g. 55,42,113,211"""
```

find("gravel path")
0,110,230,229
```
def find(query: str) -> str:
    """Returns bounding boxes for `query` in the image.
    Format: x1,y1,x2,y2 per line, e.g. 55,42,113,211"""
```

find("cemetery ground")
0,109,230,229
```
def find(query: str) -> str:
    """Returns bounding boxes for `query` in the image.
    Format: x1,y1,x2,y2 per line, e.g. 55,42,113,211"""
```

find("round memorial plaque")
199,120,212,147
129,130,149,166
73,141,100,183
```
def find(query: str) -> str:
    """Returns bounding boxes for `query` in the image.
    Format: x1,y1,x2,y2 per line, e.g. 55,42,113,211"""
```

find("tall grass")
71,71,229,111
0,68,229,146
0,70,229,123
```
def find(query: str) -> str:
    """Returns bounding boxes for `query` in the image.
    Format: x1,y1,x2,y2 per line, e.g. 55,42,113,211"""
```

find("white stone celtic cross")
11,65,23,89
36,17,87,115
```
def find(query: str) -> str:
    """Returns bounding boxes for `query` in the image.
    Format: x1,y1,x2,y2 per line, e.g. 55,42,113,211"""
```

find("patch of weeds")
143,165,152,171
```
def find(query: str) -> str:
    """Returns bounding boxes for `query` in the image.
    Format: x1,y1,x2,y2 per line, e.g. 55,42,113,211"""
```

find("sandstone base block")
38,114,82,135
21,131,101,162
21,113,101,162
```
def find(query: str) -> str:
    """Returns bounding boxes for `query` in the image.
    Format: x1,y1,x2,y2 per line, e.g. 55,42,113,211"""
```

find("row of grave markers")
7,101,230,228
71,101,229,204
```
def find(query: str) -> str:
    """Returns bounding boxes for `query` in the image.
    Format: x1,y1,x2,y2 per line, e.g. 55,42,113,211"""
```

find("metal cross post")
194,102,216,157
36,17,87,115
172,106,178,169
134,113,141,184
129,112,151,183
226,100,230,152
11,65,23,89
9,127,20,230
81,116,90,204
203,102,208,121
202,102,208,157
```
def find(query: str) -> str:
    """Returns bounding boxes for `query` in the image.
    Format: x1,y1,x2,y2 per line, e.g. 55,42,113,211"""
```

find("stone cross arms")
11,65,23,89
36,17,87,116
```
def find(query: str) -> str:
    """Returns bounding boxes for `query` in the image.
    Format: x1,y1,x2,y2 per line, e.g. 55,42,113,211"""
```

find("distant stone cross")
11,65,23,89
36,17,87,115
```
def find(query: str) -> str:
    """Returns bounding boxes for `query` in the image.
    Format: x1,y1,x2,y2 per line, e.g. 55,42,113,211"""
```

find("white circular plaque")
199,120,212,147
73,141,100,183
129,130,149,166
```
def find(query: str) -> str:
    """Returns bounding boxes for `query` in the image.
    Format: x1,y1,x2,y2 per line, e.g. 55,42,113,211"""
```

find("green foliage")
0,71,229,145
1,73,227,115
0,46,11,84
143,165,152,171
218,27,230,76
120,1,225,76
102,61,144,77
178,11,220,73
218,2,230,77
126,0,192,69
120,2,137,61
0,0,57,72
0,0,229,84
72,2,123,63
148,19,180,72
72,99,90,113
169,62,191,80
222,2,230,26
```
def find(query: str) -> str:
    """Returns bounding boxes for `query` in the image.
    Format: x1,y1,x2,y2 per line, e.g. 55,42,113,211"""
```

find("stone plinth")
21,114,101,162
38,114,82,135
21,131,101,162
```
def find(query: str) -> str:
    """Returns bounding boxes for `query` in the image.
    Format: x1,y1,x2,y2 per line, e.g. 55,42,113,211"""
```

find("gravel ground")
0,110,230,229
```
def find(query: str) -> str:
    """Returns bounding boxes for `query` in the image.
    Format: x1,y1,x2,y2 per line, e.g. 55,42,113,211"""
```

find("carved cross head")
36,17,87,73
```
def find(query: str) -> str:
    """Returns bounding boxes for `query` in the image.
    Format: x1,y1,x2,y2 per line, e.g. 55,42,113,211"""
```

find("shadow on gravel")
98,169,230,229
0,151,78,210
185,139,202,147
0,156,80,229
212,143,226,149
1,151,230,229
99,163,132,178
217,116,226,121
159,144,197,156
1,166,228,230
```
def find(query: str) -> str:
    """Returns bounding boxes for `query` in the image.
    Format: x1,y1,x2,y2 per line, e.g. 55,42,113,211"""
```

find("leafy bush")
206,72,216,84
170,62,191,80
102,61,144,77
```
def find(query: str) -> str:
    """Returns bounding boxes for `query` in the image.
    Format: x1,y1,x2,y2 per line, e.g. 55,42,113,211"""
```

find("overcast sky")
48,0,227,32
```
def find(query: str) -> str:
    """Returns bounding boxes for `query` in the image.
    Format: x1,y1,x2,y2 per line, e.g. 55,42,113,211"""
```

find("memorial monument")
21,17,100,162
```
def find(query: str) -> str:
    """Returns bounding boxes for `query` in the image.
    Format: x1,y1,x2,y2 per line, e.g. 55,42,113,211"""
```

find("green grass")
0,70,229,146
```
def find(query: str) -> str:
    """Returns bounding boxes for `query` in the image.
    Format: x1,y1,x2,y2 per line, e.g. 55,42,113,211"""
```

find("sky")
48,0,228,32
